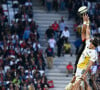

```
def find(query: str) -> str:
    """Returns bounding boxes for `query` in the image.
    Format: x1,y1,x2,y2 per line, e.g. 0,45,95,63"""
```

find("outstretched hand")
81,73,87,80
71,76,76,83
83,14,89,23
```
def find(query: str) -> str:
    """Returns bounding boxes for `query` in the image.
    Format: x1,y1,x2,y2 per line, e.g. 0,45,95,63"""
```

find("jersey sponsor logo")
77,56,90,69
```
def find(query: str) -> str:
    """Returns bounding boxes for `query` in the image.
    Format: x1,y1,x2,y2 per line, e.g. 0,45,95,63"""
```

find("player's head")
90,37,98,49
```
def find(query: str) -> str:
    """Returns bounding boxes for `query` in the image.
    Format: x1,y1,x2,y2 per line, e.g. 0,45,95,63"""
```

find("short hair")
90,37,98,47
65,26,68,30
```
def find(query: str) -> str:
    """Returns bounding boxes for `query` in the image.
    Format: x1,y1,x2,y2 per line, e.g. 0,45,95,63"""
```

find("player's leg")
74,40,86,73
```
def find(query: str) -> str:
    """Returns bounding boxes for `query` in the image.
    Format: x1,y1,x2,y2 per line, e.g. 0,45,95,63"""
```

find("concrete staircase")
32,0,77,90
45,55,76,90
32,0,76,49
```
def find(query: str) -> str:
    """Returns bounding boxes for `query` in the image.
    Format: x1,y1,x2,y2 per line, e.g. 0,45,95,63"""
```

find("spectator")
53,0,59,12
91,26,98,36
12,75,21,86
74,38,83,56
45,26,54,39
57,38,63,57
67,0,74,20
52,21,59,40
52,21,59,31
96,73,100,89
33,40,41,53
97,60,100,74
43,85,49,90
37,53,46,70
97,45,100,60
41,77,49,90
23,26,31,40
90,61,97,81
46,0,52,11
12,32,19,41
63,40,72,55
25,0,32,7
28,83,35,90
41,0,45,6
66,62,73,77
61,26,70,43
30,19,36,33
48,36,56,51
59,17,66,33
98,27,100,34
94,60,100,89
12,0,19,8
45,45,54,69
60,0,65,10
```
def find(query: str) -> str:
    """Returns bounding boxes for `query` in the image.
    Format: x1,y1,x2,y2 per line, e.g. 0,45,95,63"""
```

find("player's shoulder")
90,49,98,57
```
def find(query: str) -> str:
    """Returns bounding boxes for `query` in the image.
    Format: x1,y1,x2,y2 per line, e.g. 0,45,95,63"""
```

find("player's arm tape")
83,21,89,25
83,21,87,25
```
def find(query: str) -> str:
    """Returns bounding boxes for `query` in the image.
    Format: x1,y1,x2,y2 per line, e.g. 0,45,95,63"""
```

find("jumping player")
65,14,98,90
74,14,87,74
75,14,98,89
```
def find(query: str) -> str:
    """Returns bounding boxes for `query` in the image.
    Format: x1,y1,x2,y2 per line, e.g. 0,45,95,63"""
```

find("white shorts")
75,67,85,77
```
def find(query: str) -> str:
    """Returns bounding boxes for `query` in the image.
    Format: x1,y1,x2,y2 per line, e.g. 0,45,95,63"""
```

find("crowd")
0,0,100,89
0,0,52,90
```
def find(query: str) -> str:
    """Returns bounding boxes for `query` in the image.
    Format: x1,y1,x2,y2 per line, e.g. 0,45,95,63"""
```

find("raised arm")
82,14,90,40
83,14,90,40
81,23,86,41
86,22,90,40
81,14,88,41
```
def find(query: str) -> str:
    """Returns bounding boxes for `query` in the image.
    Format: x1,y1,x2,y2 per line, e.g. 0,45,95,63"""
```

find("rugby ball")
78,6,88,14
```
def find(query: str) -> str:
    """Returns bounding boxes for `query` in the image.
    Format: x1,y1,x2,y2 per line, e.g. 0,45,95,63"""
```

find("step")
34,11,68,14
34,16,69,20
36,20,74,25
36,21,74,26
53,62,75,65
38,27,75,30
37,24,74,28
39,31,75,35
35,17,68,21
33,10,68,14
32,3,42,6
33,6,45,9
46,72,66,76
45,69,65,73
34,13,68,17
38,27,75,32
39,33,76,37
39,31,75,36
47,76,73,82
39,39,76,44
54,83,67,88
47,76,72,80
33,9,68,13
54,55,76,58
49,88,65,90
39,23,73,29
54,80,70,84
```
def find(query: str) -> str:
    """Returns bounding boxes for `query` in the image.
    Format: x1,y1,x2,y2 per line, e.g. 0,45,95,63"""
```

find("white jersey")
48,38,56,48
76,39,98,76
77,39,98,69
